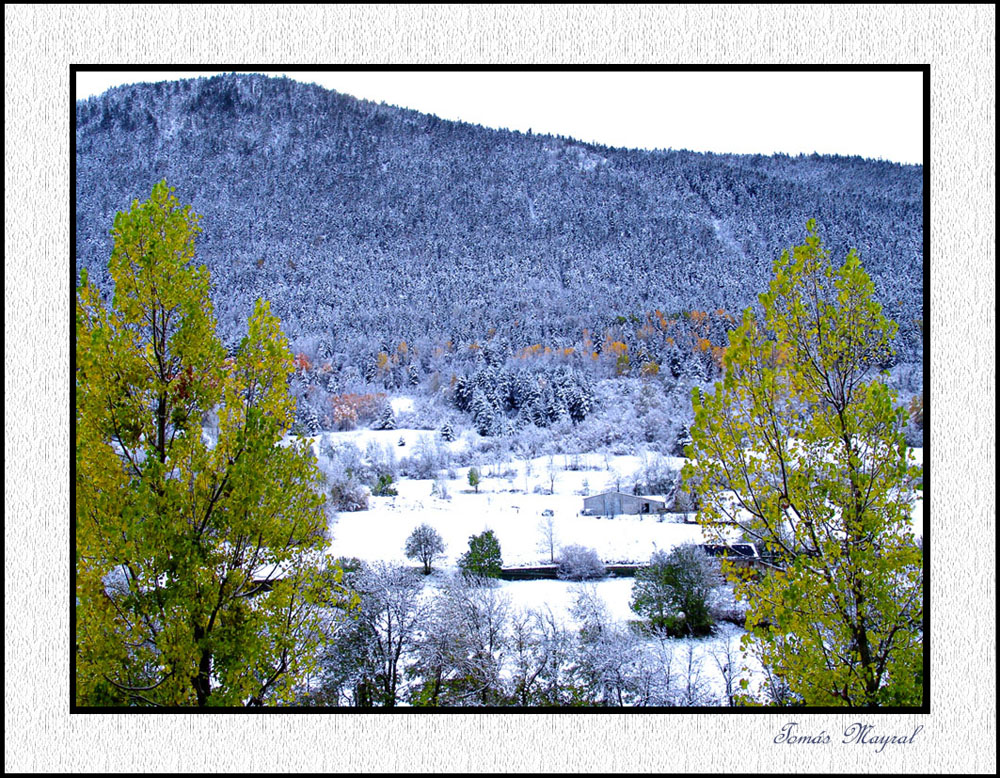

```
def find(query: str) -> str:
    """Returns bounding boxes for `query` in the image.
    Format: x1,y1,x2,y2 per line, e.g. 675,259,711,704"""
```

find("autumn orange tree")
75,181,349,706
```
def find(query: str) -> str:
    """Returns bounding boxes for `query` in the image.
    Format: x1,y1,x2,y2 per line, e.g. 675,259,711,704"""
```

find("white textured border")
5,5,995,774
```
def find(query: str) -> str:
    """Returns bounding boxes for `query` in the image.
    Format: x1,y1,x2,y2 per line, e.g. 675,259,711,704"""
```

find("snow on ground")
495,577,636,625
312,426,922,703
317,427,762,700
326,453,712,569
316,431,925,567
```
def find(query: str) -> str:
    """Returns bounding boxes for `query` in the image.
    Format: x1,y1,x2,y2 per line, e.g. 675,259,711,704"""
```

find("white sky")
75,69,923,164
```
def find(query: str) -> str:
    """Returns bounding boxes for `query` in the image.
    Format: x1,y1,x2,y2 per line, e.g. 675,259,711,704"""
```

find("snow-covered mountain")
75,73,924,377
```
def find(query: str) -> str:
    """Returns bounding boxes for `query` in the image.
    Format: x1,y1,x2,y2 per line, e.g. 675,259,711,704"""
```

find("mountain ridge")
75,73,924,376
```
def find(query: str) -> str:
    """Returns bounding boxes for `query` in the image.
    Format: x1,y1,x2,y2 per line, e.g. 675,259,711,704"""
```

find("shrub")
318,441,370,511
371,473,398,497
556,545,606,581
401,435,448,479
329,477,369,512
633,456,680,497
431,479,450,500
364,440,398,481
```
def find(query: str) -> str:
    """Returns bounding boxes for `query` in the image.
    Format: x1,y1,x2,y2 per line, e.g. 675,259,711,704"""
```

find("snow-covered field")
302,427,753,700
301,425,924,704
317,427,925,566
327,465,709,568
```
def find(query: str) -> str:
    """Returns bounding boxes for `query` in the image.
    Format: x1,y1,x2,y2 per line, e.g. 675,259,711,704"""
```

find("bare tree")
569,584,645,706
677,643,714,707
709,631,742,707
409,573,512,706
536,515,557,563
509,607,577,706
349,562,427,706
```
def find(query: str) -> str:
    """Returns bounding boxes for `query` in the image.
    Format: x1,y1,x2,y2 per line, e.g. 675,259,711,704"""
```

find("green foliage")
75,180,349,706
630,545,718,636
683,220,923,707
372,473,398,497
467,466,481,493
458,530,503,580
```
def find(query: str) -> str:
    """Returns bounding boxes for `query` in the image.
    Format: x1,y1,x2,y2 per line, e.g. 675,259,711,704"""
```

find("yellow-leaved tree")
683,220,923,707
76,180,348,706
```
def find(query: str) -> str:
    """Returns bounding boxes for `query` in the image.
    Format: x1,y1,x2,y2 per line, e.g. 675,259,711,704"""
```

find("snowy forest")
74,74,925,709
76,75,923,372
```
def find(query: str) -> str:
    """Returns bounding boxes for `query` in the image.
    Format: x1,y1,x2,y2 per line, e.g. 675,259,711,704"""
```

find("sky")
75,69,923,164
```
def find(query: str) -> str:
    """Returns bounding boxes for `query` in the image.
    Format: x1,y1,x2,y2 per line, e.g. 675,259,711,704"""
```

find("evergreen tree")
453,375,472,412
375,402,396,430
299,401,321,435
458,530,503,580
471,389,499,437
546,385,571,424
567,381,593,423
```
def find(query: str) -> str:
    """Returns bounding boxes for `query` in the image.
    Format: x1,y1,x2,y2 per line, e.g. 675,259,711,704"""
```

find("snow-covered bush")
632,454,680,498
431,479,451,500
364,440,399,481
320,440,369,511
401,434,450,479
329,477,369,512
556,545,607,581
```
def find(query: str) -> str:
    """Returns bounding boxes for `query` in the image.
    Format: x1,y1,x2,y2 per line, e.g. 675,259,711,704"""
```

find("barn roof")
585,491,665,502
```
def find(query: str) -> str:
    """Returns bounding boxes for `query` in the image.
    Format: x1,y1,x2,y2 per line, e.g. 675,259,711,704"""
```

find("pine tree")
375,402,396,430
299,401,321,435
458,530,503,580
471,389,499,437
545,386,570,425
454,375,473,412
566,378,593,422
